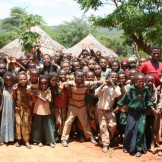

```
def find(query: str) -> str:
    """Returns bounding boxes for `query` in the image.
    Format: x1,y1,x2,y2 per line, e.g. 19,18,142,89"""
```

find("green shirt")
118,85,153,110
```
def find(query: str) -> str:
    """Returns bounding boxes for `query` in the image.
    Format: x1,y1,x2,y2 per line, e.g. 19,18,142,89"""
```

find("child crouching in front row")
95,71,121,153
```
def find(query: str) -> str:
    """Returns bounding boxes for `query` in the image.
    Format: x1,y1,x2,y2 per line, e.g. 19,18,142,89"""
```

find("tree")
76,0,162,54
0,7,45,51
1,7,27,31
20,14,45,52
52,17,96,48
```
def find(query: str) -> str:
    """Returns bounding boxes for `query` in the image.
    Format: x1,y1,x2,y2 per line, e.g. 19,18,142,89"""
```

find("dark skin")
20,56,29,68
151,49,160,63
59,70,67,82
86,71,95,81
121,61,128,71
13,74,28,112
30,71,39,84
94,65,102,77
0,63,6,77
0,76,13,111
88,60,96,71
99,58,107,71
75,72,85,86
118,74,127,86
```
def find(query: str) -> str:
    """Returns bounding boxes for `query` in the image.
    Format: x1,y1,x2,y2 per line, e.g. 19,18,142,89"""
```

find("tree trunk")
129,33,150,55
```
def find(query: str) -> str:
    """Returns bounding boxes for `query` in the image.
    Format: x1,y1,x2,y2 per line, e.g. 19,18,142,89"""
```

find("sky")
0,0,116,26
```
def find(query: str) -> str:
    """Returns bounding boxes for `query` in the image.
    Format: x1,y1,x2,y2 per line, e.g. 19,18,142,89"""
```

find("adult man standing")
140,46,162,87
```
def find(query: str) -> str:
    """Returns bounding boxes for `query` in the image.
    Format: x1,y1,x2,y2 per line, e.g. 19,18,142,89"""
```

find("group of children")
0,45,162,158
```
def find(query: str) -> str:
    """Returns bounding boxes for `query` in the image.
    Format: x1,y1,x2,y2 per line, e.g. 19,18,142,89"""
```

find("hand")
113,107,119,113
156,109,161,114
15,107,21,112
11,57,16,63
13,84,18,90
58,81,64,89
88,43,94,50
36,44,41,50
82,44,87,50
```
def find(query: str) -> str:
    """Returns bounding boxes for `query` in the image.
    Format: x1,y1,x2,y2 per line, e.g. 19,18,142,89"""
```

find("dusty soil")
0,140,162,162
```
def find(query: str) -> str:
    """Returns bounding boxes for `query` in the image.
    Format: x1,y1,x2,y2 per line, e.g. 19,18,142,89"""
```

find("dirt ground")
0,140,162,162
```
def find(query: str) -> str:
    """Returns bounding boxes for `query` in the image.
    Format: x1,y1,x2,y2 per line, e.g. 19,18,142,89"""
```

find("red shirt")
53,88,69,108
140,60,162,87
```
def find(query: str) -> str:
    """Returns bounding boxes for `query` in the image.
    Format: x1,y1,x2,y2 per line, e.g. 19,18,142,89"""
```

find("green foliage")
97,34,129,56
76,0,162,54
20,31,41,51
1,7,27,31
75,0,103,11
51,17,96,48
20,14,45,30
19,14,45,52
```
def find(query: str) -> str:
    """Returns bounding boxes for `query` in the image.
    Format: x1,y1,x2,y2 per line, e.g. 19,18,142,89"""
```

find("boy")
95,71,121,152
118,73,156,157
61,69,100,147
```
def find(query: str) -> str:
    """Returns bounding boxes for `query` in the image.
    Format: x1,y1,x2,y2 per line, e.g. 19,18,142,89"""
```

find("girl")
13,72,32,149
85,71,100,137
118,73,156,157
49,71,69,139
0,72,15,144
32,75,56,148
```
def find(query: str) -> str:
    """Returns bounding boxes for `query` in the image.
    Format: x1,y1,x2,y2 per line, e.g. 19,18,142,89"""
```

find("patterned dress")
15,85,32,142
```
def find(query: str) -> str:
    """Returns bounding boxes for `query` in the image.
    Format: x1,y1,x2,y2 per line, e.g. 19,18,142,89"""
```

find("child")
49,71,69,139
95,71,121,153
114,72,129,143
27,68,40,110
99,58,111,78
87,59,96,71
145,74,157,153
40,54,57,75
32,75,56,148
118,73,156,157
85,71,100,137
13,72,32,149
61,69,99,147
0,72,15,143
82,65,90,74
111,60,120,73
128,58,137,69
93,64,105,81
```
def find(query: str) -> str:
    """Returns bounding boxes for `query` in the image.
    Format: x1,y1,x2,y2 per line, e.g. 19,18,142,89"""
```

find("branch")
129,33,150,54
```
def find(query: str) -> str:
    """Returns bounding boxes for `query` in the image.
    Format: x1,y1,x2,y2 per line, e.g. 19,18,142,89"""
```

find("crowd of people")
0,44,162,158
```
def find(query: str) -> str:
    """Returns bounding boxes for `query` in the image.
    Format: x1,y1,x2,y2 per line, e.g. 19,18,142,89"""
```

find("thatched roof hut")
63,34,118,57
0,26,65,58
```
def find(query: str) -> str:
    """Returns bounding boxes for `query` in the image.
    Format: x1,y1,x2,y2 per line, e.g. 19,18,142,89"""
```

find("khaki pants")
97,109,117,146
61,105,93,140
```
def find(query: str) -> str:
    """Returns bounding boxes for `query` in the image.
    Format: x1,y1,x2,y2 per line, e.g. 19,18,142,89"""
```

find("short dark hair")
150,46,161,52
74,69,85,76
